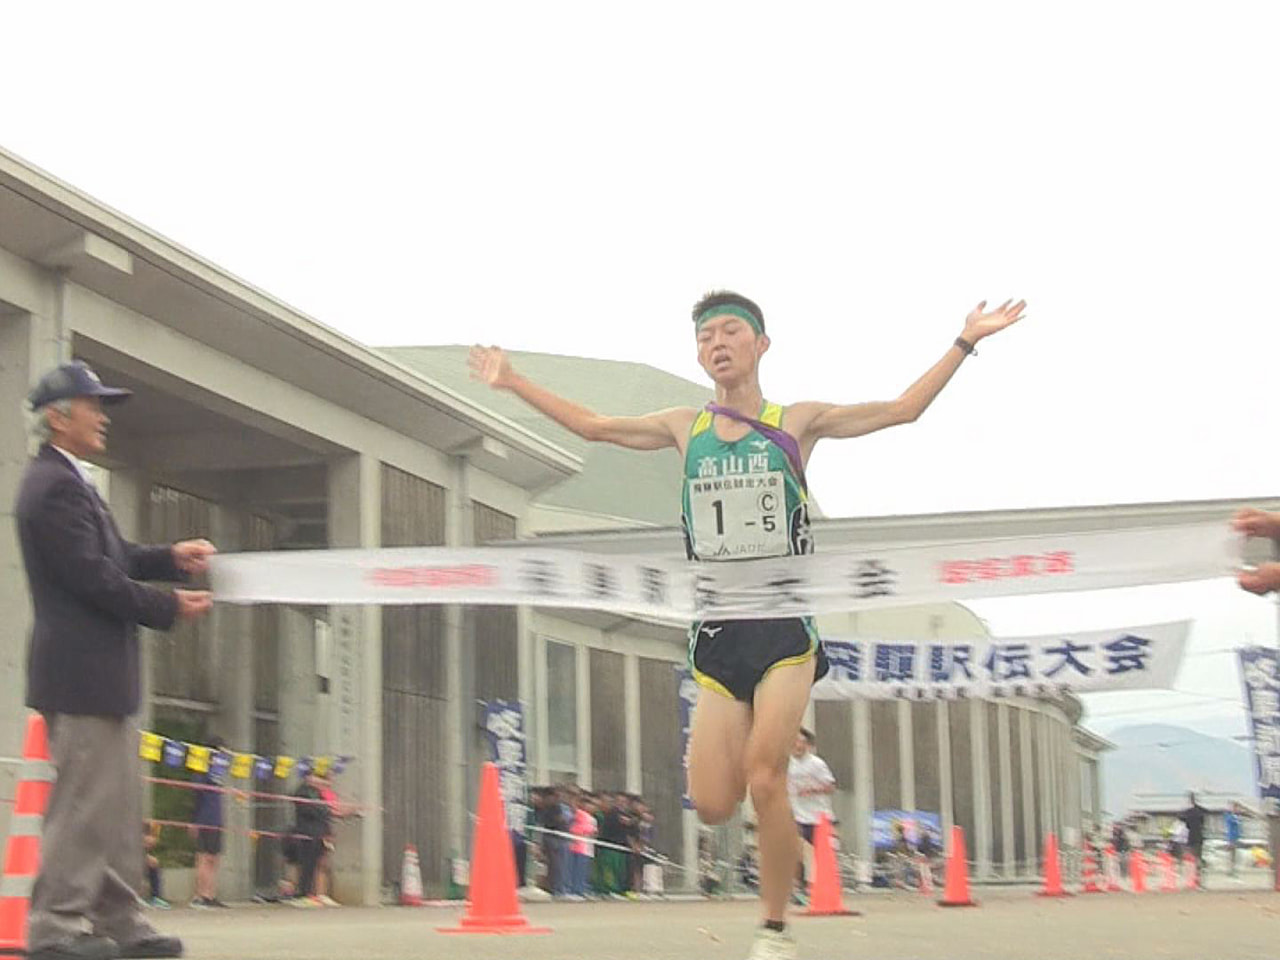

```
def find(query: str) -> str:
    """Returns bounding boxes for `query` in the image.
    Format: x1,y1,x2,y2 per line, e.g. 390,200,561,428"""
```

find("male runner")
469,291,1024,959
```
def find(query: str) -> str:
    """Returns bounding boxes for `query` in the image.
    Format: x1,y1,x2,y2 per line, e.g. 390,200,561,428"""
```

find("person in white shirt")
787,729,835,899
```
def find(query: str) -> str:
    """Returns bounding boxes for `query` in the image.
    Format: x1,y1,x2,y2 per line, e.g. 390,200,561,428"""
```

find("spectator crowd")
516,786,660,898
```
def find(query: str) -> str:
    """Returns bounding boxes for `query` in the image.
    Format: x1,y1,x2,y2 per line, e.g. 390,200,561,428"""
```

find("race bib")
688,471,788,559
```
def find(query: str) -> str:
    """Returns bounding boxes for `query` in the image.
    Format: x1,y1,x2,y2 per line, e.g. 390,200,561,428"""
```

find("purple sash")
705,402,808,492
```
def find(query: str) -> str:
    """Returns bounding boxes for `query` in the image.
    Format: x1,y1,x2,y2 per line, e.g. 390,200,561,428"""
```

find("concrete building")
0,148,580,904
2,147,1267,900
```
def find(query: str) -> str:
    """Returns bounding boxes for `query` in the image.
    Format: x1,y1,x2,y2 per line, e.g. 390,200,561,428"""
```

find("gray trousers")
28,714,156,950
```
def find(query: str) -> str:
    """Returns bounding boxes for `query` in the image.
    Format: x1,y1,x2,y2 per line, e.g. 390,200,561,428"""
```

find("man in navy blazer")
16,362,215,960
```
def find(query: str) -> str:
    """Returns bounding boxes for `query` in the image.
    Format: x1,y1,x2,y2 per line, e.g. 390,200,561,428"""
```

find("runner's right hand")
468,345,516,390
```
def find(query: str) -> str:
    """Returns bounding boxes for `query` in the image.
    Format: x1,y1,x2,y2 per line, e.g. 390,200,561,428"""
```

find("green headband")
695,304,764,336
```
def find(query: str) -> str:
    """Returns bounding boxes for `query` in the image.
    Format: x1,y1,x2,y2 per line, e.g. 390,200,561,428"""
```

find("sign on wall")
1240,647,1280,804
814,622,1188,701
481,699,529,831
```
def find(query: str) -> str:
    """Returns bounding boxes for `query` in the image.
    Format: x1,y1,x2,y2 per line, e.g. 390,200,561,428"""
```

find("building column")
852,699,873,865
1056,721,1069,844
1091,757,1103,828
1020,708,1036,880
1052,722,1069,880
1064,732,1075,839
444,457,471,861
517,607,535,776
898,699,915,814
1049,717,1062,843
575,643,592,788
278,605,324,901
1061,723,1081,878
936,700,954,839
533,634,549,785
1053,723,1064,831
513,494,536,784
207,505,254,900
624,653,642,794
683,806,700,893
1037,711,1054,859
277,607,319,758
970,699,992,880
997,703,1015,878
327,453,382,905
0,310,66,834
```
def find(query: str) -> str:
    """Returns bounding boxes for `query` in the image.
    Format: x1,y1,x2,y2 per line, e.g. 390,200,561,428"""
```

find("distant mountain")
1102,723,1255,814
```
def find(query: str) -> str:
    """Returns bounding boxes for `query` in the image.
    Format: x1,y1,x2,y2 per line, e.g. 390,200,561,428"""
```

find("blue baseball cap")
28,361,132,410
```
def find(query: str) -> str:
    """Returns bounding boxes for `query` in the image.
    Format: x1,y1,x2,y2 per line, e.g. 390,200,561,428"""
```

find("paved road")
152,887,1279,959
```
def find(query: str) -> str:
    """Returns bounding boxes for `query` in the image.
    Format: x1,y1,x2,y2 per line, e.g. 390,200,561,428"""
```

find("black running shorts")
689,617,829,702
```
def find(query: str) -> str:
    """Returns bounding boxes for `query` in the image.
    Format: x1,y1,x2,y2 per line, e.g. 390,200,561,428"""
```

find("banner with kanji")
210,522,1237,620
812,622,1188,701
481,699,529,832
1239,647,1280,802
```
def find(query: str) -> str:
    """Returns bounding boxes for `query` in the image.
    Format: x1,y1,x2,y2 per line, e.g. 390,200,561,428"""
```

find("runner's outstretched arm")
468,345,692,450
790,299,1026,450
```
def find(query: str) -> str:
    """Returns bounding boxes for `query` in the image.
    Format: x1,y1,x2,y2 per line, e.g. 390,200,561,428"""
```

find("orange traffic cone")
1130,850,1147,894
0,715,54,958
1037,833,1072,898
802,815,858,917
400,845,424,906
938,826,977,907
1081,846,1103,893
438,763,549,935
1182,853,1199,890
1103,844,1122,892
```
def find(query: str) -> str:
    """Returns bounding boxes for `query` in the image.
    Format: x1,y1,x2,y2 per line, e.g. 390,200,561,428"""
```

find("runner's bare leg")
747,659,815,924
688,691,751,824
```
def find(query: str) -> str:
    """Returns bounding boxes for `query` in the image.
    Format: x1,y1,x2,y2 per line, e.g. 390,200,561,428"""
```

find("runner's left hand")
962,300,1027,342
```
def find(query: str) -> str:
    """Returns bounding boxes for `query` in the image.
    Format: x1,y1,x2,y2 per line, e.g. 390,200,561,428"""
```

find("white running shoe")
747,927,797,960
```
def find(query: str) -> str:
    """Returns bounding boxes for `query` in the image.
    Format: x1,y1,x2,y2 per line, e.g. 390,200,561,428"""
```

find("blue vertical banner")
1239,647,1280,803
482,699,529,832
676,667,699,810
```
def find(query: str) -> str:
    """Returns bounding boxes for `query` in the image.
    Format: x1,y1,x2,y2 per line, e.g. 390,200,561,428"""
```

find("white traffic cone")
401,845,425,906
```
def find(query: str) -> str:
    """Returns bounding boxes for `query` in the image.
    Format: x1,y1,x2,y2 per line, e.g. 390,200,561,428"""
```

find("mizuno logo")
700,625,723,638
749,440,770,450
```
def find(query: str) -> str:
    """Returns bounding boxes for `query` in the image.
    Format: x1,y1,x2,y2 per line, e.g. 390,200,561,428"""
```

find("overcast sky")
5,1,1278,735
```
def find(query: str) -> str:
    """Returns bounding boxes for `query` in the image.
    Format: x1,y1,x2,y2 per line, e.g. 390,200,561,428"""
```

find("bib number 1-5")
692,472,787,558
